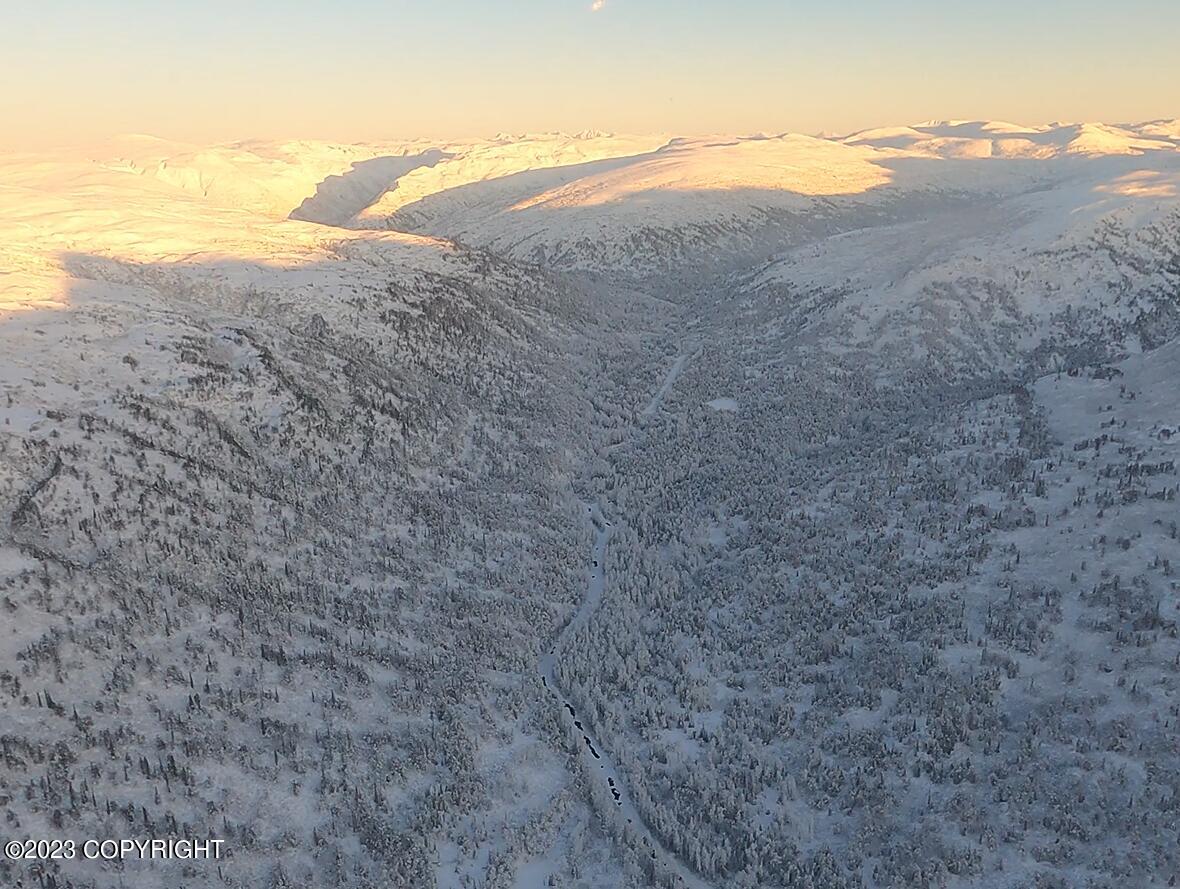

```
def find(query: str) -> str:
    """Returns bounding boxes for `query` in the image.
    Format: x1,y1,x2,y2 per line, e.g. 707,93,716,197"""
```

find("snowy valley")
1,120,1179,889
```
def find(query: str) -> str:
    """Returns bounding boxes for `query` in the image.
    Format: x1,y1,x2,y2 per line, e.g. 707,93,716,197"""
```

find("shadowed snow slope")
288,150,448,226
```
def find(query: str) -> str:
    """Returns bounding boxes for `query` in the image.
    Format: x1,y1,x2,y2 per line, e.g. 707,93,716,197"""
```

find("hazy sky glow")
3,0,1178,148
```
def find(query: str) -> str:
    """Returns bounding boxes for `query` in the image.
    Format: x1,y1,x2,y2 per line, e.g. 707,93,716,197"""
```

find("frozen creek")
538,346,712,889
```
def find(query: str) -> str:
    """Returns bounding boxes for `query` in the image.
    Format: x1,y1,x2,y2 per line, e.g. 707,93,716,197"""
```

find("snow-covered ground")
1,120,1179,888
378,121,1180,281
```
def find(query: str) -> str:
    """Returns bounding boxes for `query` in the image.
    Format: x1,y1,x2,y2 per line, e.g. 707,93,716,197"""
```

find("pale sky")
2,0,1177,149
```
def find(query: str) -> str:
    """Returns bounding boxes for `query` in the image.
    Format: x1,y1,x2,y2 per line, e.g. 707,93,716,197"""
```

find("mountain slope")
376,123,1179,284
0,141,654,889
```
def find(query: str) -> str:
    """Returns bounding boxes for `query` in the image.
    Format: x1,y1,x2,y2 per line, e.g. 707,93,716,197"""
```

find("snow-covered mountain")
0,136,636,889
1,121,1179,888
378,121,1180,283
